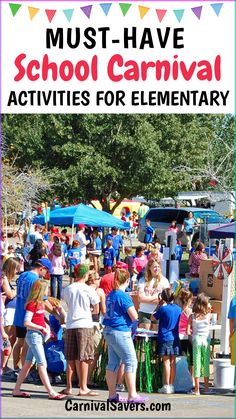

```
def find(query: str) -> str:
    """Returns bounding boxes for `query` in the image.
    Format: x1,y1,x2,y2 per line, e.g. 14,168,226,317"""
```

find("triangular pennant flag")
156,9,167,23
138,6,150,19
63,9,74,22
211,3,223,16
9,3,22,17
81,5,92,19
45,10,56,23
173,9,184,23
28,7,40,20
191,6,202,20
100,3,112,16
119,3,132,17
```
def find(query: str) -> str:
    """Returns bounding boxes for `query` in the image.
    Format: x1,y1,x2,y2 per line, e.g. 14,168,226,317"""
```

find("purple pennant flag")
191,6,202,20
81,5,92,19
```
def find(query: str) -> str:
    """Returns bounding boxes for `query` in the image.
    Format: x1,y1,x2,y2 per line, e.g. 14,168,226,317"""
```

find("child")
89,231,102,274
167,220,179,234
67,240,82,284
177,289,194,377
2,245,15,263
124,247,134,278
153,288,182,394
144,219,155,247
12,280,66,400
49,243,66,300
103,239,115,273
187,293,212,395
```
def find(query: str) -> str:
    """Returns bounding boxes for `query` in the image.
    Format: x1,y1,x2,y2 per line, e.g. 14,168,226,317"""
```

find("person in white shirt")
75,224,89,263
61,264,100,397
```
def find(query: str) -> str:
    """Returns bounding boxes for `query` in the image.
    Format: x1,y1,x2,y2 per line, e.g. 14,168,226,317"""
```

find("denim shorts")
158,340,180,357
25,330,47,366
103,327,137,373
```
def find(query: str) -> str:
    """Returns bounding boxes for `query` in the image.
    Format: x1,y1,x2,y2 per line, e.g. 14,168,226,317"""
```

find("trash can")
213,357,235,389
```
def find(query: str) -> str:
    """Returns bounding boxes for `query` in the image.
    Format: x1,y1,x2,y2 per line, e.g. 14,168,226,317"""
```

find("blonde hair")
26,280,48,308
144,258,162,288
192,293,209,317
177,289,193,309
114,269,130,290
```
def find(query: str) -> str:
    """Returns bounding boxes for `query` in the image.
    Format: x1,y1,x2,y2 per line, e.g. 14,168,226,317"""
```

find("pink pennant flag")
156,9,167,23
45,9,57,23
81,5,92,19
191,6,202,20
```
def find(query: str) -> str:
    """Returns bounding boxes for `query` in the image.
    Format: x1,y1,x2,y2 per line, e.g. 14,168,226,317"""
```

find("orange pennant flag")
28,6,39,20
156,9,167,23
138,6,150,19
45,9,57,23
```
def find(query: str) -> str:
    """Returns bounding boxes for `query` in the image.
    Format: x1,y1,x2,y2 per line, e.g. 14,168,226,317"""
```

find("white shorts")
3,307,16,327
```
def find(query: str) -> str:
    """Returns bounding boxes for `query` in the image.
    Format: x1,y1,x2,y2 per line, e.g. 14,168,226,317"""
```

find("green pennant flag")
9,3,22,17
119,3,131,17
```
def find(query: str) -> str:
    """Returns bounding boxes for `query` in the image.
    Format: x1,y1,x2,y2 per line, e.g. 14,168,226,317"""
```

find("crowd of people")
1,216,235,402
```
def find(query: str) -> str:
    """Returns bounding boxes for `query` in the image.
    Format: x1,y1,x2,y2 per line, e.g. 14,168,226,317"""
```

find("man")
75,224,89,263
228,296,236,365
104,227,124,262
61,264,100,396
13,258,52,371
138,202,149,220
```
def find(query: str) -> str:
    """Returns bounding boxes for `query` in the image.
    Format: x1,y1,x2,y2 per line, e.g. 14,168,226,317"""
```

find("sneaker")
55,375,62,384
158,385,172,394
116,384,126,392
169,385,175,394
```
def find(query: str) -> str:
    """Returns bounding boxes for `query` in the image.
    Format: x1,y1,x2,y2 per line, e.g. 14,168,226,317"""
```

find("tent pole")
220,239,232,354
71,223,75,245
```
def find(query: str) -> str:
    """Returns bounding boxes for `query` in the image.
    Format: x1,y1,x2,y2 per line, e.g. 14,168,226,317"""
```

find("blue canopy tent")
208,222,235,239
33,203,130,229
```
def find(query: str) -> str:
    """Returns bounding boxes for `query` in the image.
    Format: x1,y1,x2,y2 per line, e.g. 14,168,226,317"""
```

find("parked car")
138,207,230,246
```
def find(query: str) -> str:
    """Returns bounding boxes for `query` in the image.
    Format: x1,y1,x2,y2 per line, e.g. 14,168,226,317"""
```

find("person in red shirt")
100,262,129,297
12,280,65,400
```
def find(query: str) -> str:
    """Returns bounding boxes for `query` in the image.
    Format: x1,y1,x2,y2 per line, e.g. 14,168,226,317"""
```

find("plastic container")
213,357,235,389
2,339,11,356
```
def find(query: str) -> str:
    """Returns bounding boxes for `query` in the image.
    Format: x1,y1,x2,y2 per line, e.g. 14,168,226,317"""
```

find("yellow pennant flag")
138,5,150,19
28,6,40,20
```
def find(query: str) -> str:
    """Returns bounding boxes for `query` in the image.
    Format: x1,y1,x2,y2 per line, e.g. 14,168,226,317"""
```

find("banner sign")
1,1,234,113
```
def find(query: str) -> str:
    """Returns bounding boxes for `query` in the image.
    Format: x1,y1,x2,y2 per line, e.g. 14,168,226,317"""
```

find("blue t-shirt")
13,271,39,328
103,290,134,331
183,218,197,234
60,242,68,257
94,237,102,251
68,248,81,267
105,234,123,251
154,303,182,342
144,225,154,243
103,247,115,267
228,297,236,319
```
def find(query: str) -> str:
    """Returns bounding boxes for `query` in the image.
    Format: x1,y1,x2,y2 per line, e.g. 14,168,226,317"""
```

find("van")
138,207,229,245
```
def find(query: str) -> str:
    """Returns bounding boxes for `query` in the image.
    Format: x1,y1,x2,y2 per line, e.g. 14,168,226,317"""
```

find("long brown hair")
177,289,193,309
192,293,209,316
144,258,162,288
2,258,20,282
113,269,130,290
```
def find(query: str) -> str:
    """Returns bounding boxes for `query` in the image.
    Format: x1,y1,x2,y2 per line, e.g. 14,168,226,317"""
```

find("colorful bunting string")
8,2,225,22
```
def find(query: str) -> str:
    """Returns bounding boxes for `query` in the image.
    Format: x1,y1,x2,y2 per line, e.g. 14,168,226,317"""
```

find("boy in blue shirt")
103,239,115,273
144,219,155,247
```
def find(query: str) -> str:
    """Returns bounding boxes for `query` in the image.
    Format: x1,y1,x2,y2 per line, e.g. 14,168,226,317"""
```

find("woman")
1,258,21,375
137,258,169,325
12,280,66,399
187,241,207,277
103,269,148,403
27,239,47,266
182,212,198,252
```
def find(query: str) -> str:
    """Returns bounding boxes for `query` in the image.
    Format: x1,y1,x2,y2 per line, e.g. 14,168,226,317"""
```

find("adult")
75,224,89,263
104,227,124,262
103,268,148,403
61,264,100,397
27,239,47,266
187,242,208,278
138,203,149,220
228,296,236,365
88,231,102,274
182,212,198,252
100,262,128,297
13,258,52,370
137,258,169,324
1,258,21,375
27,225,43,249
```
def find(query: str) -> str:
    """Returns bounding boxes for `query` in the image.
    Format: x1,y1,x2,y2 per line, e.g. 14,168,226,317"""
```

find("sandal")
188,390,200,396
128,395,149,404
107,394,127,403
48,393,67,400
78,390,99,397
13,392,31,398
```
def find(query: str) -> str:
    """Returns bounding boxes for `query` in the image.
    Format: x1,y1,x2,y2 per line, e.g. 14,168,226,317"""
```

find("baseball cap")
37,258,52,273
78,223,86,229
116,261,129,270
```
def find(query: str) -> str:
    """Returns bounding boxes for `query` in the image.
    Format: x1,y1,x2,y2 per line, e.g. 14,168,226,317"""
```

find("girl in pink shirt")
132,246,148,275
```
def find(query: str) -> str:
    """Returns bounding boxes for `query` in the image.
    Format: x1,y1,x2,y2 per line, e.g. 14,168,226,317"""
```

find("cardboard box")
199,259,223,300
210,300,222,324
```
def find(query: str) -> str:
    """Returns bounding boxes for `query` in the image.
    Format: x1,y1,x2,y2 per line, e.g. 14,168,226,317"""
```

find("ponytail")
113,268,130,290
